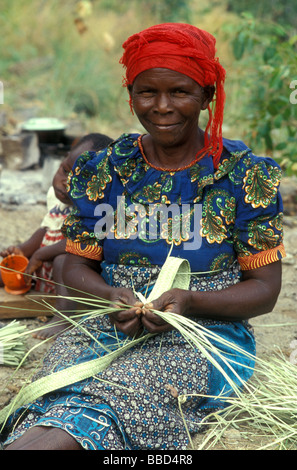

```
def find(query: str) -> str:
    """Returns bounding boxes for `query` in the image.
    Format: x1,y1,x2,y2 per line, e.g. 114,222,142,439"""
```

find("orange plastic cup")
0,254,31,295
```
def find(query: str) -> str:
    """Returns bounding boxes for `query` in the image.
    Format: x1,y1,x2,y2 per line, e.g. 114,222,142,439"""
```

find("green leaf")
273,115,283,128
264,133,273,150
232,32,246,60
275,142,287,151
263,46,277,63
267,101,280,116
269,72,284,90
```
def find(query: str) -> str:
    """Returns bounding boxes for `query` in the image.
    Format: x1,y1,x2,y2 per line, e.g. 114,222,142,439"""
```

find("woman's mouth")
152,123,179,130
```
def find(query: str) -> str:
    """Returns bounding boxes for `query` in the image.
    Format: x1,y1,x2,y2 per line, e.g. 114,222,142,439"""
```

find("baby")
0,132,113,338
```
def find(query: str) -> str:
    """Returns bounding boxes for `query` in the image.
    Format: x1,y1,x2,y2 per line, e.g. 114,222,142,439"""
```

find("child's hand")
0,246,24,258
24,253,43,277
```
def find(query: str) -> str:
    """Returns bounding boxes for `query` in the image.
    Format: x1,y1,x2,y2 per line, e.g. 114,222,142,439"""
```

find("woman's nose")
154,93,173,113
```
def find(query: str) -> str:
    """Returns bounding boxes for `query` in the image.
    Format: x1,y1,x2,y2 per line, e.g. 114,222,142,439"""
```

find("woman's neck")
140,129,206,171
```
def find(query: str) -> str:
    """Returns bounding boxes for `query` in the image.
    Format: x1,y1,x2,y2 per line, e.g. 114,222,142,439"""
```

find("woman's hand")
141,288,191,334
109,288,144,338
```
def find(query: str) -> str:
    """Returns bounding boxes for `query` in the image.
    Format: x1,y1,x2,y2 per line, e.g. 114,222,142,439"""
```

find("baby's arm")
25,239,67,276
0,227,47,259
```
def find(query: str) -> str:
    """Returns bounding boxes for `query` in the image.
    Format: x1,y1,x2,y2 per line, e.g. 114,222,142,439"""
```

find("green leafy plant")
224,13,297,174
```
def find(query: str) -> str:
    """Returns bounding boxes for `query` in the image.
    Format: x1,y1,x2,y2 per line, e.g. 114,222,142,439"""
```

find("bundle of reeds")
0,321,27,367
191,350,297,450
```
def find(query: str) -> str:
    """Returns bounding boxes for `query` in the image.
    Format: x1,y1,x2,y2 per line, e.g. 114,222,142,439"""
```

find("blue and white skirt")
1,262,255,450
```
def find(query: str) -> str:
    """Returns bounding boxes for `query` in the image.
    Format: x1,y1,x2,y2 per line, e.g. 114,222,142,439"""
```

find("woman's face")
129,68,214,149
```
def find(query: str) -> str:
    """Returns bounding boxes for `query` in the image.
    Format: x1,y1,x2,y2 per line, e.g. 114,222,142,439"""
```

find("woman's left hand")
141,288,190,334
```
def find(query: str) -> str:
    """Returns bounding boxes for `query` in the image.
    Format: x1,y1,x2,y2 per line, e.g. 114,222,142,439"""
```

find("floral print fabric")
63,133,285,272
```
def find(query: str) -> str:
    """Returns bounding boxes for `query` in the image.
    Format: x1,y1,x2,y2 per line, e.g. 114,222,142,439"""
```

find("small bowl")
0,254,31,295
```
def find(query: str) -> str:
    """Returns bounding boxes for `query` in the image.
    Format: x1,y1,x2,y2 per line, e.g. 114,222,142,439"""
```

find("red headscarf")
120,23,226,168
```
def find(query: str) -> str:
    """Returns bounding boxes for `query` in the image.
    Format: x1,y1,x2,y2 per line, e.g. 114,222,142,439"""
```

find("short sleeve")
232,154,286,270
62,149,113,261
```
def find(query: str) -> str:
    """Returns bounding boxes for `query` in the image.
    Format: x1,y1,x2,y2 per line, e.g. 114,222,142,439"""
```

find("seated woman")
2,23,285,450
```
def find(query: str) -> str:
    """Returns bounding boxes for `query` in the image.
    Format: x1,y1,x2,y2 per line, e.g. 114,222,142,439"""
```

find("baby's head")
53,133,113,204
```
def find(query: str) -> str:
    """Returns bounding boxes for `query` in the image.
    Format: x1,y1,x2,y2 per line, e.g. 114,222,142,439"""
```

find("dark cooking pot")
22,117,66,144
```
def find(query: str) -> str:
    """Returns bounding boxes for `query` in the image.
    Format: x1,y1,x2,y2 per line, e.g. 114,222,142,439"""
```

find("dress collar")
108,133,250,204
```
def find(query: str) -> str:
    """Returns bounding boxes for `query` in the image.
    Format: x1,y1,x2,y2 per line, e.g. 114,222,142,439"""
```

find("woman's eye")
139,90,155,97
173,89,187,95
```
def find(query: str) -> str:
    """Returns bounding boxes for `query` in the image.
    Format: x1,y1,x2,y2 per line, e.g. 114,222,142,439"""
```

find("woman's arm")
187,260,281,320
141,261,282,333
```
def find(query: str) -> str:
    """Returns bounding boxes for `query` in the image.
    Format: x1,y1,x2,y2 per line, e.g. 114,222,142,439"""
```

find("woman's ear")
202,85,215,110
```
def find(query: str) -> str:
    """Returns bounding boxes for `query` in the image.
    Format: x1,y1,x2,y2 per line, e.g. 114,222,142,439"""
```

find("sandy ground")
0,167,297,450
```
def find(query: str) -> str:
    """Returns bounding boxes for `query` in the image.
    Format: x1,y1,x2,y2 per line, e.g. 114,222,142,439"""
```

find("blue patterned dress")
1,134,285,450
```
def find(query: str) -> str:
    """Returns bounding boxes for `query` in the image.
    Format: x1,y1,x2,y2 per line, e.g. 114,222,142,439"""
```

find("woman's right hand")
141,288,191,334
108,288,144,338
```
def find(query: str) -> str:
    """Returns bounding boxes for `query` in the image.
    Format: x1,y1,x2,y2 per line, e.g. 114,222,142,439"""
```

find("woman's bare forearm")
147,261,282,331
185,261,282,321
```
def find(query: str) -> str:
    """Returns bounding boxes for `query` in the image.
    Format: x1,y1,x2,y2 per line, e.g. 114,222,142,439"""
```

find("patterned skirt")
1,262,256,450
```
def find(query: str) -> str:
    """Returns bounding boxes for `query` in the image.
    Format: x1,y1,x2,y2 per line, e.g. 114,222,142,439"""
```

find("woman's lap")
2,315,255,450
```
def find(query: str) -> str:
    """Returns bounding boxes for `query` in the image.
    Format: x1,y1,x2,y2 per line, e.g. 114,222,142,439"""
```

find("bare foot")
32,316,70,340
